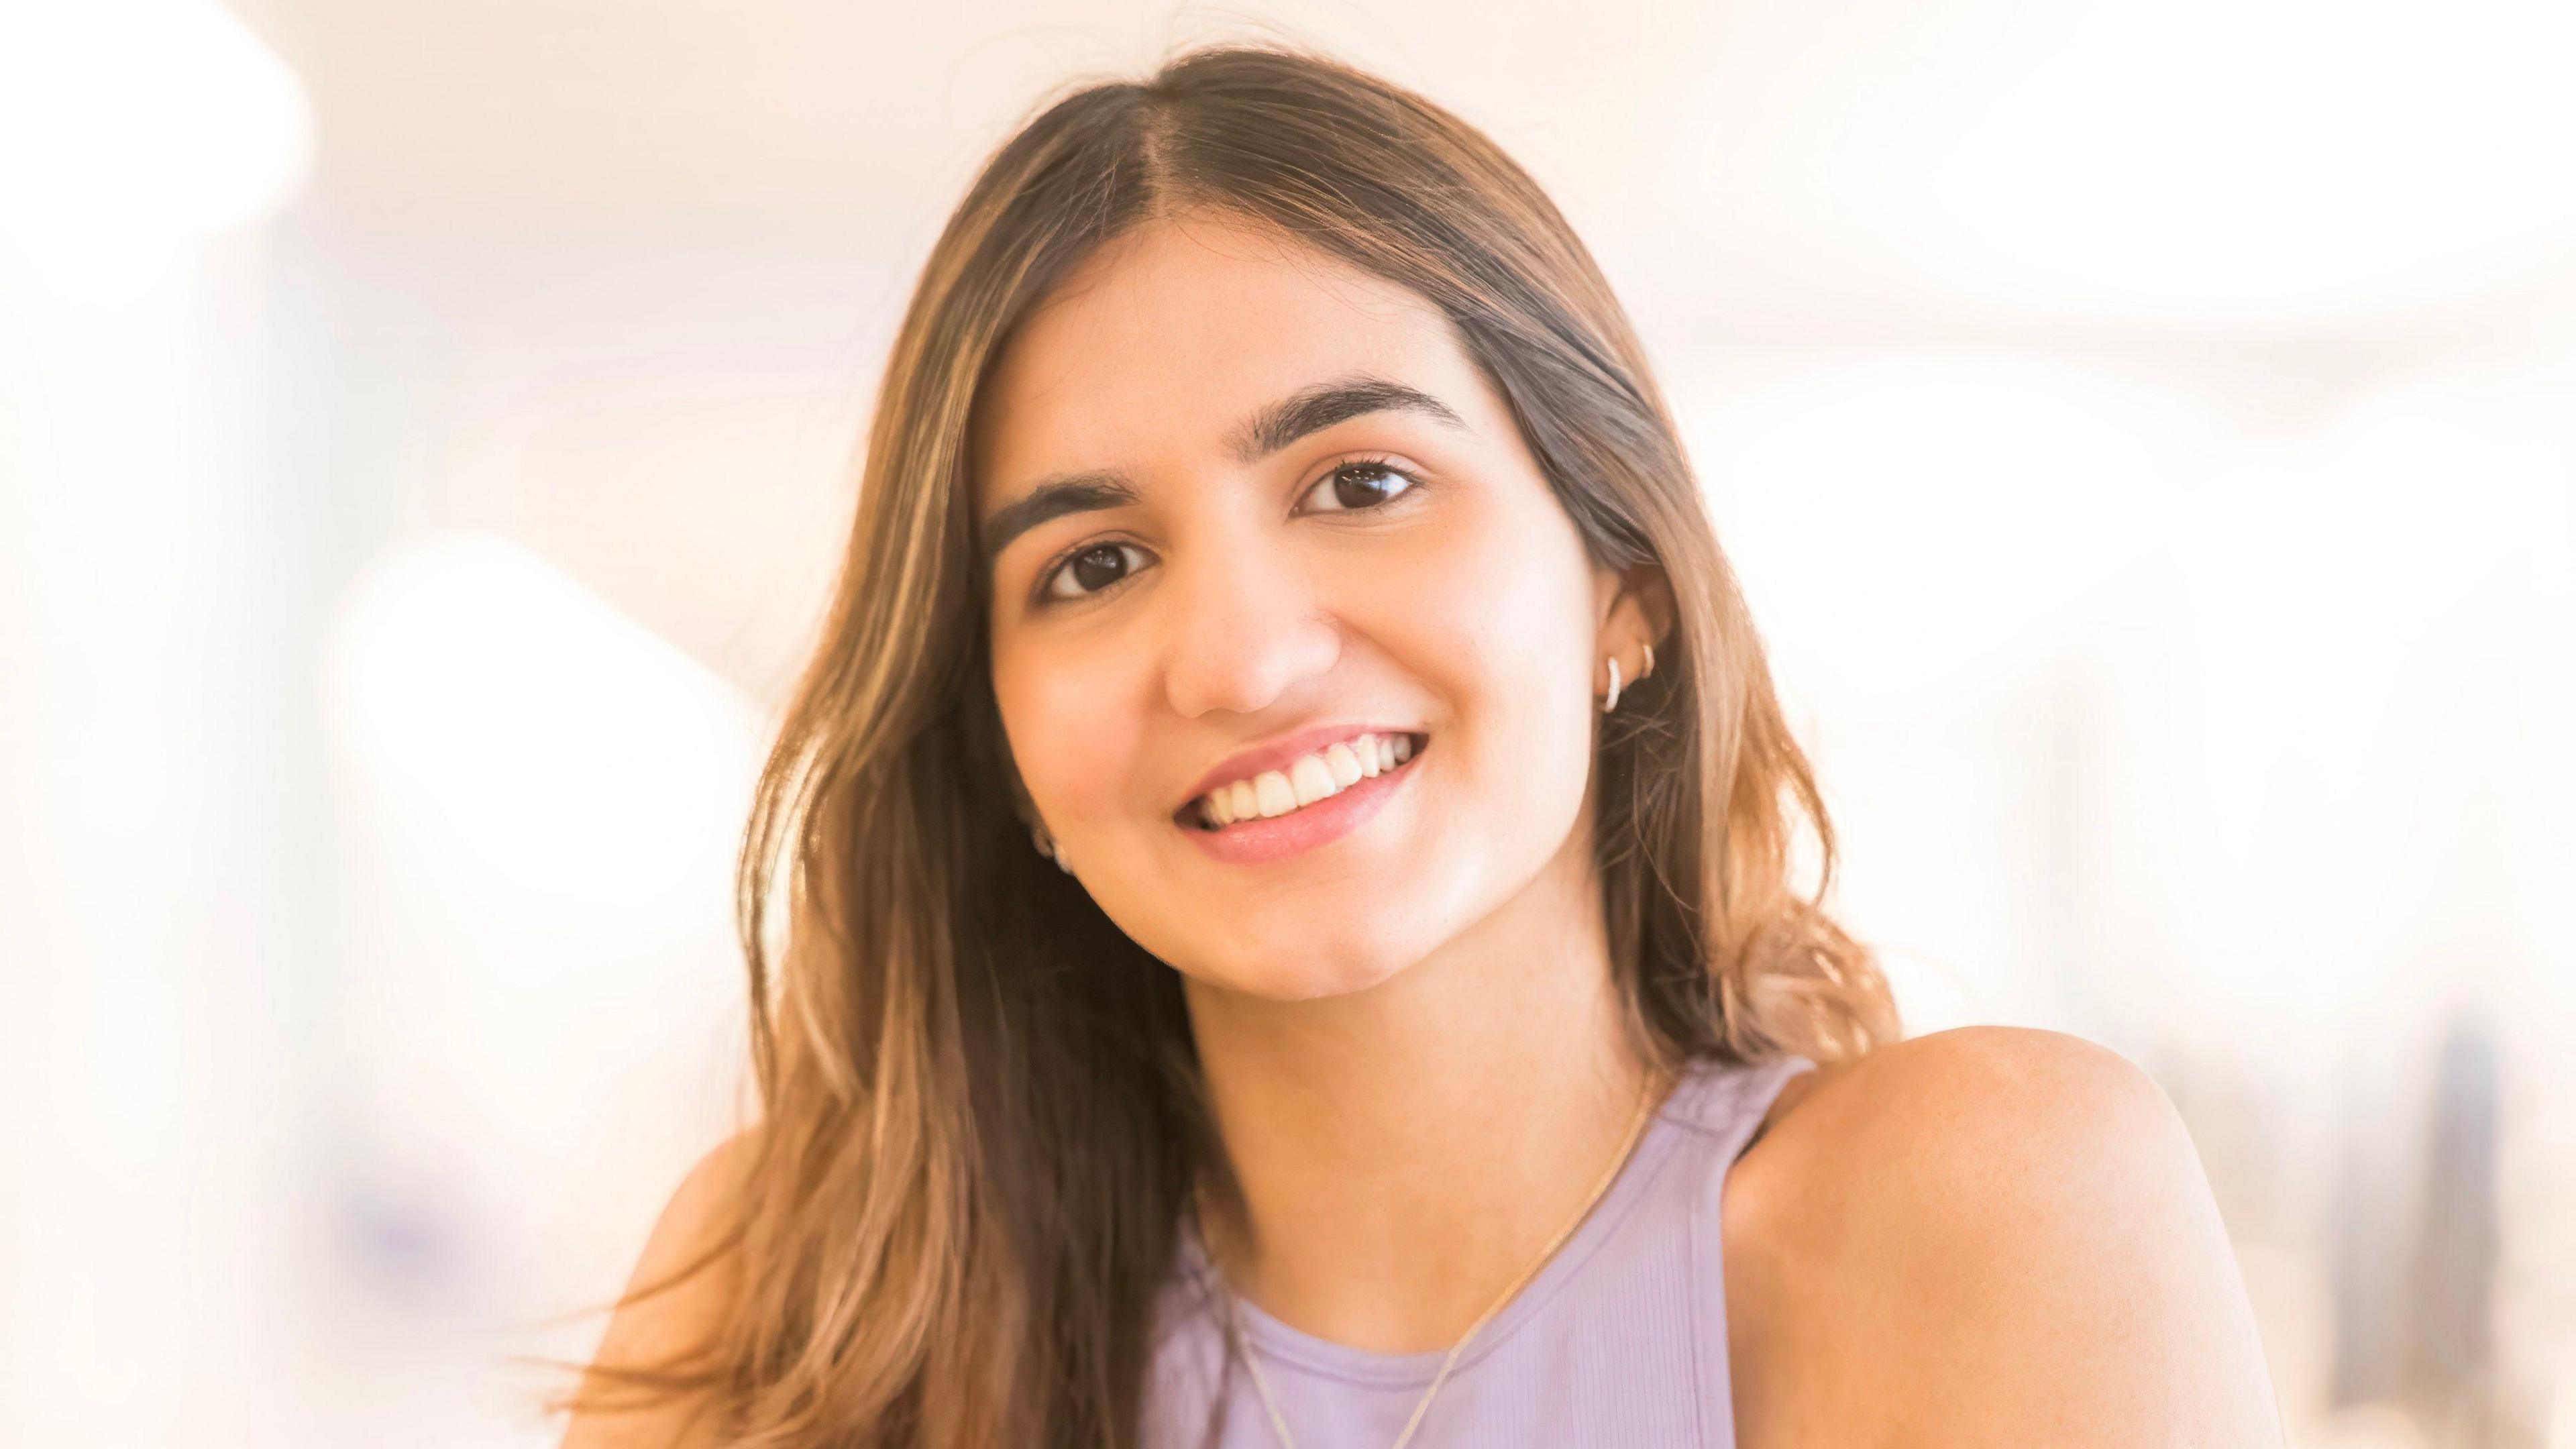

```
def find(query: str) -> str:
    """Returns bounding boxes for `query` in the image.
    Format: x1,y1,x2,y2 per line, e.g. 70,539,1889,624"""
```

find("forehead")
971,213,1470,508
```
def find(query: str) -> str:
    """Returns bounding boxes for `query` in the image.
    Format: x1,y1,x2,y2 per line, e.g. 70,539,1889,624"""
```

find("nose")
1157,525,1343,721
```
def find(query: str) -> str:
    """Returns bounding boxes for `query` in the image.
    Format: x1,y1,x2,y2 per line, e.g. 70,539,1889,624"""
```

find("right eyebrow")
978,471,1142,573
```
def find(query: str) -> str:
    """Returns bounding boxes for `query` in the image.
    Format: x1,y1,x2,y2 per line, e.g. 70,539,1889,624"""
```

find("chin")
1199,943,1413,1004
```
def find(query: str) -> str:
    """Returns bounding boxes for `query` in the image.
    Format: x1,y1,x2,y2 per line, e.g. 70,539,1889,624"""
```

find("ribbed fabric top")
1139,1052,1819,1449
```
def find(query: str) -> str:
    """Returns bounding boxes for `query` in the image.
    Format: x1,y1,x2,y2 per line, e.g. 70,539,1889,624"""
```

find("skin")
563,211,2286,1446
1726,1027,2286,1446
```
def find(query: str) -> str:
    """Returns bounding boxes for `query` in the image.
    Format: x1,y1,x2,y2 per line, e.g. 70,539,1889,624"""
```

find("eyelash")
1030,454,1426,607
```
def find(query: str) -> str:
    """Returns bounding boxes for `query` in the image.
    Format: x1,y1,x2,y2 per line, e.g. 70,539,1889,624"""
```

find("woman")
557,42,2282,1449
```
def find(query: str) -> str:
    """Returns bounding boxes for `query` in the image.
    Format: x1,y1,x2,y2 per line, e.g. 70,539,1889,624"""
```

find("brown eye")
1303,460,1421,513
1040,541,1150,603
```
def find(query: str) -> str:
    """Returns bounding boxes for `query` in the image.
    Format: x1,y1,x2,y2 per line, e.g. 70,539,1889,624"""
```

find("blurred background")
2,1,2571,1444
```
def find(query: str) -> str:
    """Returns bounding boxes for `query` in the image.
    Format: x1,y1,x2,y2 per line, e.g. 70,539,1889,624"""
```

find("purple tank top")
1140,1053,1819,1448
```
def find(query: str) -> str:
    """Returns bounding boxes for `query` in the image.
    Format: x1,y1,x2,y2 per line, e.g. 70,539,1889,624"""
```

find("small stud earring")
1602,655,1623,714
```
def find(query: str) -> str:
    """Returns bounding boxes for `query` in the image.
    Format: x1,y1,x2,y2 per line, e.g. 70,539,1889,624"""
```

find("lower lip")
1180,742,1426,866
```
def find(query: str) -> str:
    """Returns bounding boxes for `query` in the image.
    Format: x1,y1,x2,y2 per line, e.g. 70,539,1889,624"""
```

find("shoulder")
1741,1023,2161,1170
558,1128,762,1449
621,1126,762,1313
1721,1026,2284,1446
1724,1027,2174,1277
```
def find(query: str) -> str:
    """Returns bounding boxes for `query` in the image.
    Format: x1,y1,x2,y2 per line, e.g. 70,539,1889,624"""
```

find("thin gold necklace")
1197,1070,1670,1449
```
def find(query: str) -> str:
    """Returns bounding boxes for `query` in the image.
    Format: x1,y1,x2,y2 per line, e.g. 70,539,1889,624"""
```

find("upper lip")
1177,722,1421,812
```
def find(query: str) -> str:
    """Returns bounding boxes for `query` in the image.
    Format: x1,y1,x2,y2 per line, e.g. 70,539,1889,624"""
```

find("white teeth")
1323,741,1363,788
1197,732,1419,828
1289,755,1336,806
1254,771,1298,817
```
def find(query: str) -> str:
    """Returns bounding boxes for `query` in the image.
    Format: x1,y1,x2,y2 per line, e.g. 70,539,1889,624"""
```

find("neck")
1181,821,1667,1355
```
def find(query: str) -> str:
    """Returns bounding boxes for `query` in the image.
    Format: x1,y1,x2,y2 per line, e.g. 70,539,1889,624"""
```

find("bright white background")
3,3,2571,1445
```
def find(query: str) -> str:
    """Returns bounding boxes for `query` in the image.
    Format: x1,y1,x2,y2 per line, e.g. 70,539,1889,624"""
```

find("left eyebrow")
1223,374,1468,464
977,374,1467,572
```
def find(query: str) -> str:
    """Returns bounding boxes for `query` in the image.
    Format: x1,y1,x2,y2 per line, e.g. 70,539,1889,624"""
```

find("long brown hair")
557,38,1900,1448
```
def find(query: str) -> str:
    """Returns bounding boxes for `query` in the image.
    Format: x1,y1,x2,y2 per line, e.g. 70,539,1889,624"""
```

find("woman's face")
974,211,1642,1003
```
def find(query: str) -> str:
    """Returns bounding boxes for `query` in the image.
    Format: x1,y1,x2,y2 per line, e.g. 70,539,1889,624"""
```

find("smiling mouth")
1177,731,1429,831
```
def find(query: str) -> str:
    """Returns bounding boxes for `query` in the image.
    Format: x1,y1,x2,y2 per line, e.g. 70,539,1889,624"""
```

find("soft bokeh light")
1883,0,2576,322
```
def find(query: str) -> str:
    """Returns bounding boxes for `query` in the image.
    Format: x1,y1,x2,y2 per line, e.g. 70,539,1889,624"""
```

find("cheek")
1381,489,1597,743
991,642,1138,822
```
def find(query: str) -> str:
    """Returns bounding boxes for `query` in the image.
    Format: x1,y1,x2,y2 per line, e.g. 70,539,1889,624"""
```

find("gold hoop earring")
1602,655,1623,714
1031,822,1071,874
1641,641,1654,679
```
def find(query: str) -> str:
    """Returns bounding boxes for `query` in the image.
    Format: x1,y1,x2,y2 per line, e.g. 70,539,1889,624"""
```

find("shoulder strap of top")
1662,1052,1819,1163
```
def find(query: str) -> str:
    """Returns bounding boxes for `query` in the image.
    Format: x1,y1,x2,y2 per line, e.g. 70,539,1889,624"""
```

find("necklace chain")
1199,1071,1670,1449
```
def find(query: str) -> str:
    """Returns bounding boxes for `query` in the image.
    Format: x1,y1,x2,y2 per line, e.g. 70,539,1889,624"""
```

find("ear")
970,664,1044,831
1593,560,1677,658
1000,749,1041,830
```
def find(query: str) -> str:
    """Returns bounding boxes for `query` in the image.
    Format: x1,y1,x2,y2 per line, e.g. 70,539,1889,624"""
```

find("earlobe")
1002,761,1068,873
1030,820,1072,874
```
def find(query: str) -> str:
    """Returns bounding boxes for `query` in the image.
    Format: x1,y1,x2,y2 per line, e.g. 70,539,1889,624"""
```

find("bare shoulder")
1723,1026,2284,1448
558,1128,762,1449
1739,1024,2161,1171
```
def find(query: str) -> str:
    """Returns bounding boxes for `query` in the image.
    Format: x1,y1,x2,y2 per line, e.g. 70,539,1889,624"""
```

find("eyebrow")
977,374,1467,571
